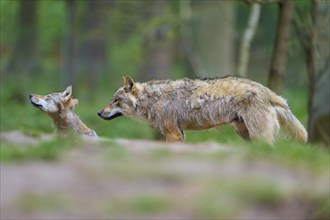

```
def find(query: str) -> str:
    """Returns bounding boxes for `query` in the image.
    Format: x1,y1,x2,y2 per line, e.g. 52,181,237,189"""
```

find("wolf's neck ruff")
51,109,96,137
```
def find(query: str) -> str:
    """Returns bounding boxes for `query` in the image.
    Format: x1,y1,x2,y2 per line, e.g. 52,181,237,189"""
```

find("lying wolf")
30,86,97,137
97,76,307,143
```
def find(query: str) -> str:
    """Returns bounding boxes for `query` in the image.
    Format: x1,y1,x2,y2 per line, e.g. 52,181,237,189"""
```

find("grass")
103,194,171,215
244,140,330,173
90,142,328,219
195,178,329,219
1,138,76,162
16,193,69,213
195,180,284,218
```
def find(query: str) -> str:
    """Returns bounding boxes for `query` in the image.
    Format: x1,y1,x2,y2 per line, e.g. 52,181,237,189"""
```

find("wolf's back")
269,91,308,143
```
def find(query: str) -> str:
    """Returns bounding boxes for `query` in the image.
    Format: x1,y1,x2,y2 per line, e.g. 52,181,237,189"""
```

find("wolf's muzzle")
97,111,123,120
29,94,43,108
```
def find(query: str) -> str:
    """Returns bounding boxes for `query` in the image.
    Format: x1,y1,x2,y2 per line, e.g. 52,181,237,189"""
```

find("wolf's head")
29,86,78,114
98,76,140,120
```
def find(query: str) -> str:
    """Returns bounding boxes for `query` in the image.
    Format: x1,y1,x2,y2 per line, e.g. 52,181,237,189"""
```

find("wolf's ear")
123,76,136,94
62,85,72,102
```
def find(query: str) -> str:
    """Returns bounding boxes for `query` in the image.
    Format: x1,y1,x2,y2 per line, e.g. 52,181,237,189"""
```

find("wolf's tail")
270,94,308,143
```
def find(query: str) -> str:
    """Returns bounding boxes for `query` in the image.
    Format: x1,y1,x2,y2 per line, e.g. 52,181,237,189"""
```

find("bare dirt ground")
1,131,329,219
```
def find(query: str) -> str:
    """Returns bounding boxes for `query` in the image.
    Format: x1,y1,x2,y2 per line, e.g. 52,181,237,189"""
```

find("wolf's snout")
97,109,123,120
29,94,43,108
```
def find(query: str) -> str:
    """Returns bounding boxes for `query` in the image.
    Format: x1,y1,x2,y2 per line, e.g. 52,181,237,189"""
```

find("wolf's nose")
97,111,102,117
29,94,33,99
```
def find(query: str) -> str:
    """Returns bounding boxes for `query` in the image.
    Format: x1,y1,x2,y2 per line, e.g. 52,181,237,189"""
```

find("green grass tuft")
16,193,69,213
103,195,171,215
1,138,79,162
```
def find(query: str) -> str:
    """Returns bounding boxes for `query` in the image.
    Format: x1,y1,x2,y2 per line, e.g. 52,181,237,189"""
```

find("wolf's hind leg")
242,107,279,144
230,119,250,140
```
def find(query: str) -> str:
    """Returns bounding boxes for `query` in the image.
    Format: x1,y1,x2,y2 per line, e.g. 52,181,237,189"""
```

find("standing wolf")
30,86,97,137
98,76,307,143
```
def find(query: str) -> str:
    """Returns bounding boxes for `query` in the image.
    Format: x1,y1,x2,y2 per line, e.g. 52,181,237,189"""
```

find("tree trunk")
267,0,294,94
294,0,330,146
237,3,261,77
310,60,330,147
306,0,317,136
193,0,235,77
6,0,38,75
76,0,109,98
307,0,329,146
61,0,76,89
141,1,174,81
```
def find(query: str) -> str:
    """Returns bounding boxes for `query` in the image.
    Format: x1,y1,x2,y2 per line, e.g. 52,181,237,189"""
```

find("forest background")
1,0,330,219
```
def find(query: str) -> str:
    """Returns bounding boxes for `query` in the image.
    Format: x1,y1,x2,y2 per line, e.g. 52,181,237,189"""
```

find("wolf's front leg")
163,127,185,143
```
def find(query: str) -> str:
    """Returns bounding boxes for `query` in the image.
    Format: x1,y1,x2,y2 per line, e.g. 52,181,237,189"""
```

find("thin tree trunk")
294,0,317,139
61,0,76,89
294,0,330,145
307,0,318,135
141,0,174,81
267,0,294,94
294,0,318,140
76,0,109,99
237,3,261,77
6,0,38,75
193,0,235,77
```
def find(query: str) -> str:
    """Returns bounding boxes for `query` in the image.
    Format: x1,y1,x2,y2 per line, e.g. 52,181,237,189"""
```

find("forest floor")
1,131,329,219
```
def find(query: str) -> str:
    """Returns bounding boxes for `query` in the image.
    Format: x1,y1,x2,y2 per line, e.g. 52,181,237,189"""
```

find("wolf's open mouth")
31,101,43,108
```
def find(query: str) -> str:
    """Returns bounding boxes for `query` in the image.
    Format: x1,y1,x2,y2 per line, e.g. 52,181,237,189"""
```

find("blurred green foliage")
0,0,312,83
